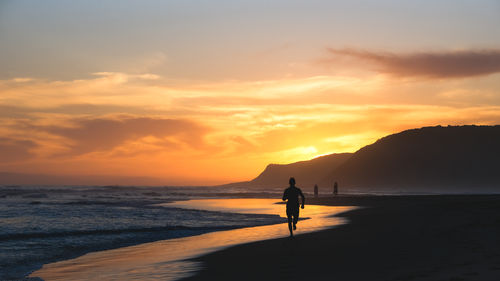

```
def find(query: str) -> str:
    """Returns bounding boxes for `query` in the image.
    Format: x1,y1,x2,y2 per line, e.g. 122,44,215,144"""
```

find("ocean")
0,185,285,280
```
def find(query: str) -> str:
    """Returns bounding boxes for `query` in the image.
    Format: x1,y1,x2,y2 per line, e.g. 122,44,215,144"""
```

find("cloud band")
327,48,500,78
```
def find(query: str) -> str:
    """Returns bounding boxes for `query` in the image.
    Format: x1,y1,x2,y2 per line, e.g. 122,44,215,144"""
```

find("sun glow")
2,72,500,184
312,152,335,159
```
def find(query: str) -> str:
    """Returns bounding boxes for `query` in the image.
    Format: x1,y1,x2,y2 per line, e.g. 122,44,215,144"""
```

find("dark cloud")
326,48,500,78
0,138,37,162
0,105,32,118
39,117,209,155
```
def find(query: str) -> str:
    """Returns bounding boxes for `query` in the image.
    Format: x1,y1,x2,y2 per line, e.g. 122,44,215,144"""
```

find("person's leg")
293,209,299,229
287,215,293,236
286,208,293,236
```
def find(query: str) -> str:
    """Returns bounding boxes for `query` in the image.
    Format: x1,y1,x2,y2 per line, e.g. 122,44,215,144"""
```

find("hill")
241,125,500,193
320,125,500,192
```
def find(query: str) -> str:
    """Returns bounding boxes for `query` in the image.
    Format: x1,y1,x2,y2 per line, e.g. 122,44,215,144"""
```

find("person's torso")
285,187,301,207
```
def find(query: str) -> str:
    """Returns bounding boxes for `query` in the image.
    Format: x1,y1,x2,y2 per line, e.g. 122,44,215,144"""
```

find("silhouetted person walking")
282,177,305,237
314,184,318,198
333,181,338,196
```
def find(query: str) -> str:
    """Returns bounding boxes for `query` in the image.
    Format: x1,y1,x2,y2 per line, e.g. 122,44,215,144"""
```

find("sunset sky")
1,0,500,185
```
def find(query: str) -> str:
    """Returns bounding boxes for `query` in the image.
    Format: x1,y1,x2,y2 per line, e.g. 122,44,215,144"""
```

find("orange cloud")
1,72,500,184
0,137,37,162
23,116,210,156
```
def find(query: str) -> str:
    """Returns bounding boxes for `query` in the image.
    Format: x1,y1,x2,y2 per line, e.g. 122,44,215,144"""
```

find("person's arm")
299,189,305,208
282,189,288,201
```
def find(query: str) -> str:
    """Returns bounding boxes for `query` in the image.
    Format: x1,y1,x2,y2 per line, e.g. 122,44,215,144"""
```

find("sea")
0,185,285,280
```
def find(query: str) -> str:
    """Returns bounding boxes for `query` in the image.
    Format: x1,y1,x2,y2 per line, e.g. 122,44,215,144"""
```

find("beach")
182,195,500,281
29,194,500,281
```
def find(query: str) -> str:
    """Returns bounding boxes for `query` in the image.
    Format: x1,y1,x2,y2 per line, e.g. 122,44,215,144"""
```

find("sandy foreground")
182,195,500,281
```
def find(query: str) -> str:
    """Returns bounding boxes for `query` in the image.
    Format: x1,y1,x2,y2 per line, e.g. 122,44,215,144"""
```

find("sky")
1,0,500,185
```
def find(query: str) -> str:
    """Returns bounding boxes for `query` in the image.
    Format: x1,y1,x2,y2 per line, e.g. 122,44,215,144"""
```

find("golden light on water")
31,199,355,281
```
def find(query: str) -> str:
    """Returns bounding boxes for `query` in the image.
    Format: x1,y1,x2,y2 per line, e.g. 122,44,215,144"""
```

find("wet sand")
30,199,354,281
182,195,500,281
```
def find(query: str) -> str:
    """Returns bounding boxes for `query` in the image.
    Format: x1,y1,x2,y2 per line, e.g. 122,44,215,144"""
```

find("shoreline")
29,195,500,281
4,197,274,281
30,198,353,281
181,194,500,281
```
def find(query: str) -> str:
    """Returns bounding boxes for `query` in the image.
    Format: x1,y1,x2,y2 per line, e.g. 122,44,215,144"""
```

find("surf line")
31,198,355,281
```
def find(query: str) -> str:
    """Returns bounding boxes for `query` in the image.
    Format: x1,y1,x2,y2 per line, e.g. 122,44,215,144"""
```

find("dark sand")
182,195,500,281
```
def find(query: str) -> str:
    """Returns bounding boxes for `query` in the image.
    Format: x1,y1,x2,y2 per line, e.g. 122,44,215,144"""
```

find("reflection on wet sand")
31,199,355,281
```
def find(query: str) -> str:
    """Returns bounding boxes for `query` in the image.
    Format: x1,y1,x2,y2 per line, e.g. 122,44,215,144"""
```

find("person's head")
289,177,296,186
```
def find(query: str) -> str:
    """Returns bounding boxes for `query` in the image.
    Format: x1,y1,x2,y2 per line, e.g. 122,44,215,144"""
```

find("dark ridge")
321,125,500,191
232,125,500,193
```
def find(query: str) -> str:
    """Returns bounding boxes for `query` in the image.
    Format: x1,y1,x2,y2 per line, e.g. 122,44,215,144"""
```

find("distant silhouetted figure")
314,184,318,198
282,177,305,237
333,181,338,196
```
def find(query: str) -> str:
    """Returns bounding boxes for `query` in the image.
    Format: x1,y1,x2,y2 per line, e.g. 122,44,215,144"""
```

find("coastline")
29,195,500,281
1,188,283,281
30,198,353,281
181,195,500,281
